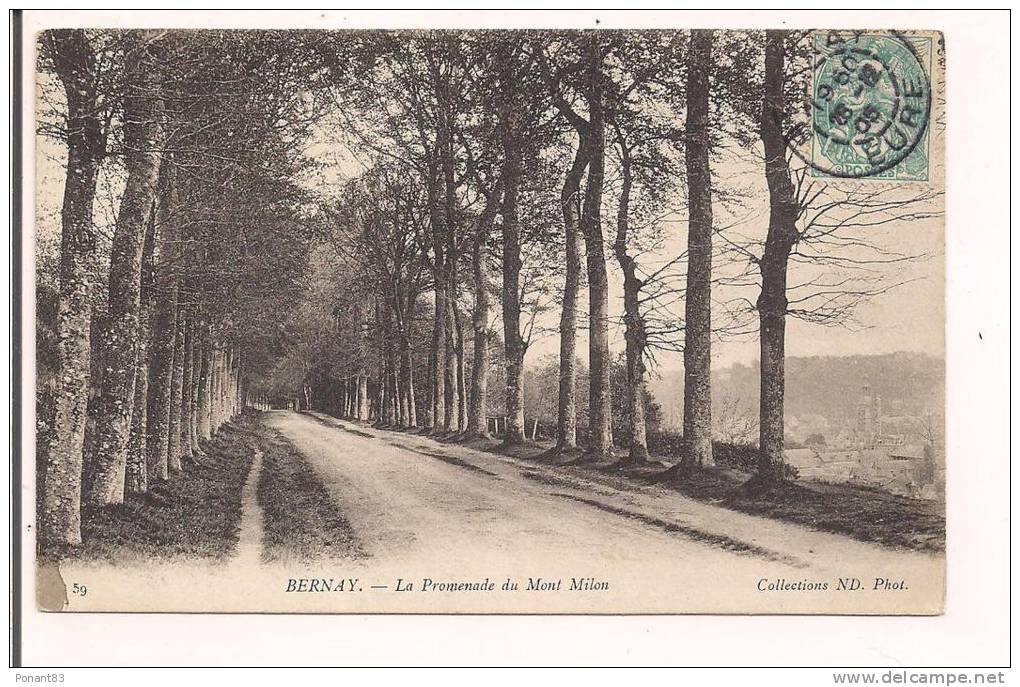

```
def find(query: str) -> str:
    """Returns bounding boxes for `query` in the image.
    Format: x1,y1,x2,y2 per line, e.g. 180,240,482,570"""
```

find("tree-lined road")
269,411,771,569
263,410,944,614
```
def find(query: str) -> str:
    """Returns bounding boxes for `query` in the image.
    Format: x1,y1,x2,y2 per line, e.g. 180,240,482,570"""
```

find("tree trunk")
40,29,105,548
167,308,186,473
452,296,468,432
125,360,149,495
231,351,239,418
216,349,227,429
612,140,649,463
87,33,164,505
390,289,406,427
213,348,227,431
203,347,217,436
81,310,106,491
438,53,462,435
443,288,459,432
394,284,417,426
208,349,219,430
357,297,371,421
357,372,369,421
378,295,395,425
756,30,799,479
179,313,196,464
466,191,499,438
195,328,212,442
500,155,526,446
126,205,158,496
496,43,529,447
145,168,180,483
555,144,588,452
404,351,417,427
427,167,447,432
681,29,716,469
188,320,205,456
579,35,612,457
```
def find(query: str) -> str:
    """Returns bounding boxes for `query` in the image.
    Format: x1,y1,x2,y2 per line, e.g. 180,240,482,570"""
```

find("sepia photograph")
25,18,954,618
11,4,1017,675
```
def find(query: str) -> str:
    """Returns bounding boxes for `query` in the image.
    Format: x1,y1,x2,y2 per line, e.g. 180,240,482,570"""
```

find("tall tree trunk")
428,168,447,431
81,310,106,491
195,327,212,442
466,191,499,438
126,204,158,496
88,32,164,505
452,296,467,432
437,46,462,434
443,181,460,433
378,295,395,425
357,297,371,421
167,308,186,473
40,29,106,547
179,313,196,464
496,41,529,447
208,349,218,429
213,349,226,431
443,288,459,432
215,349,226,430
357,372,369,421
404,353,417,427
390,289,406,427
188,319,205,456
125,361,149,495
612,139,649,462
397,287,418,427
681,29,716,469
209,349,220,430
500,153,526,446
145,168,180,483
579,35,612,457
757,30,799,479
555,144,588,452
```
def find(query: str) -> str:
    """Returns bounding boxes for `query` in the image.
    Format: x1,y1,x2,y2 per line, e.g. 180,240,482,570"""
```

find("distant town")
654,352,945,500
782,381,943,500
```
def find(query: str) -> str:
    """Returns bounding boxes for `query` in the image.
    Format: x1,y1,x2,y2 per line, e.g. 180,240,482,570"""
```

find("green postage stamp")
808,31,934,181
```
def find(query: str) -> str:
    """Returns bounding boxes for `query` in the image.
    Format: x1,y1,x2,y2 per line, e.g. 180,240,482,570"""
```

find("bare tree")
744,30,941,482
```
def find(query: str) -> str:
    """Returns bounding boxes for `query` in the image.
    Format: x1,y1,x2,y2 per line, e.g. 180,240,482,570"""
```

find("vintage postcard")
29,18,946,615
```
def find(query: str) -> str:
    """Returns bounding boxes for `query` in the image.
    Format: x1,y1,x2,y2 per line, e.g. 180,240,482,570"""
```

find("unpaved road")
261,410,944,614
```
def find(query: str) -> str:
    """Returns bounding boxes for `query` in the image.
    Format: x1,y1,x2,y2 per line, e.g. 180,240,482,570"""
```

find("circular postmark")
796,31,932,179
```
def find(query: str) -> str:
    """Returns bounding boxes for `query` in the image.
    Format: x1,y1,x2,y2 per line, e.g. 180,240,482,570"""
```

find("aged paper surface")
30,17,946,617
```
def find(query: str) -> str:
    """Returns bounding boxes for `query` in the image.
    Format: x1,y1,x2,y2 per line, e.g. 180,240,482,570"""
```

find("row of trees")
273,29,937,474
37,30,321,548
38,28,939,549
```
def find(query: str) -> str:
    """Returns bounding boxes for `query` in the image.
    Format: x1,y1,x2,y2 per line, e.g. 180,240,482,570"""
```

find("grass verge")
666,467,945,552
256,424,364,563
68,416,256,563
